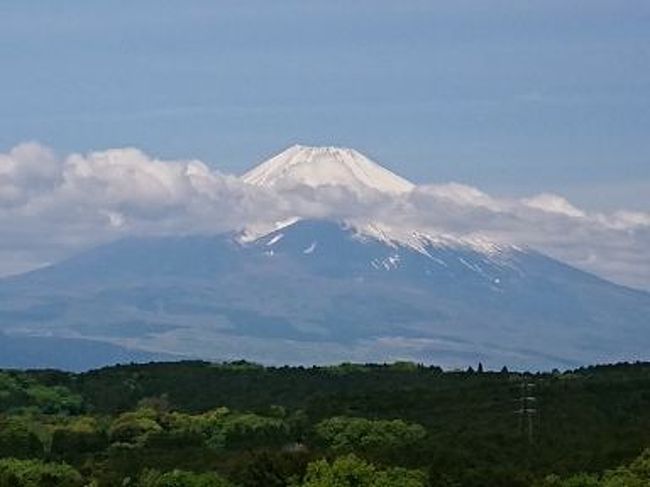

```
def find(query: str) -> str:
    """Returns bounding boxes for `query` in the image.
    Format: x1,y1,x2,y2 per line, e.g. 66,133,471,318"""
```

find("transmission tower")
515,380,537,444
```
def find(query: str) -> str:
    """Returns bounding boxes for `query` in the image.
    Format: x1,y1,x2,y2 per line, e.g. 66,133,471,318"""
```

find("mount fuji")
1,145,649,371
242,144,414,194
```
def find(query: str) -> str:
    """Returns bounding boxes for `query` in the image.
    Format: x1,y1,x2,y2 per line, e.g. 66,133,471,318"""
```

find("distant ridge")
0,332,176,371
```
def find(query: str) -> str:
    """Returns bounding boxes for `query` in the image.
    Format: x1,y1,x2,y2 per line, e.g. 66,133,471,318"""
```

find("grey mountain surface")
1,146,649,370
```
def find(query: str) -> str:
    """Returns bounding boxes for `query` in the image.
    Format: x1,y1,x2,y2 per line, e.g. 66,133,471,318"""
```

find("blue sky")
0,1,648,209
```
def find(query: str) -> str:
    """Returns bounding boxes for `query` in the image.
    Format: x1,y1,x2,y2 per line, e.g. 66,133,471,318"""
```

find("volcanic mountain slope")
1,146,649,370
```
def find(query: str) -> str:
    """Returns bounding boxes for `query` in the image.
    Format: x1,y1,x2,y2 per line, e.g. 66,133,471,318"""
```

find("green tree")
24,384,82,414
108,408,162,445
0,458,83,487
138,468,234,487
0,417,43,459
599,448,650,487
51,416,107,457
298,454,426,487
544,448,650,487
0,373,81,414
230,450,310,487
314,416,426,454
170,407,290,451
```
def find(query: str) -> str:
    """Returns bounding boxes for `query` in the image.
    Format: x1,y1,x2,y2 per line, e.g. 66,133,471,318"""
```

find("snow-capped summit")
242,145,414,194
240,145,507,255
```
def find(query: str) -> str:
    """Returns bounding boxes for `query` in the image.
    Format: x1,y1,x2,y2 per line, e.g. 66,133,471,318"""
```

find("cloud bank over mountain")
1,142,648,289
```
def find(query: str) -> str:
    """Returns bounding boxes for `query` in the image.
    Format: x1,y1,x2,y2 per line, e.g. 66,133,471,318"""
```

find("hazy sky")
0,1,648,210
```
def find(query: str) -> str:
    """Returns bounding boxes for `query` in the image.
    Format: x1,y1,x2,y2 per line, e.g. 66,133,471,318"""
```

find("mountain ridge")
1,218,649,370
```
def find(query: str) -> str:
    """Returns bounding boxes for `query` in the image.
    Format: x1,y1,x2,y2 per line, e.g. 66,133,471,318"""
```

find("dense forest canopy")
2,360,650,486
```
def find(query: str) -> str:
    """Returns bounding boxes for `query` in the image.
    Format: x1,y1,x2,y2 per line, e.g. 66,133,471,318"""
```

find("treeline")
2,360,650,485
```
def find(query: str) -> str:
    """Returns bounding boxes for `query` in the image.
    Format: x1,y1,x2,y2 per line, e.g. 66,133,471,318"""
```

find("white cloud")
388,187,650,289
0,144,279,273
0,142,59,206
522,193,586,218
0,142,648,290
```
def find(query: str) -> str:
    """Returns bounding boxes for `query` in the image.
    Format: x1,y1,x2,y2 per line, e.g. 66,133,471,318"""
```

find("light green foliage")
108,407,162,445
626,448,650,478
600,471,645,487
137,394,172,414
64,416,101,434
298,454,426,487
545,448,650,486
0,458,83,487
169,406,289,451
599,448,650,487
23,385,82,414
0,372,81,414
315,416,426,453
138,468,234,487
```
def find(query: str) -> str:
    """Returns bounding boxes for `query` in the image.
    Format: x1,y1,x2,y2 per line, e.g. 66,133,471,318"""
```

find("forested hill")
3,360,650,486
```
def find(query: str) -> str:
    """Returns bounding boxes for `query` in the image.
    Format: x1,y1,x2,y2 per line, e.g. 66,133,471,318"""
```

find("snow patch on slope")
303,242,317,254
350,221,512,256
266,234,284,246
238,217,300,244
